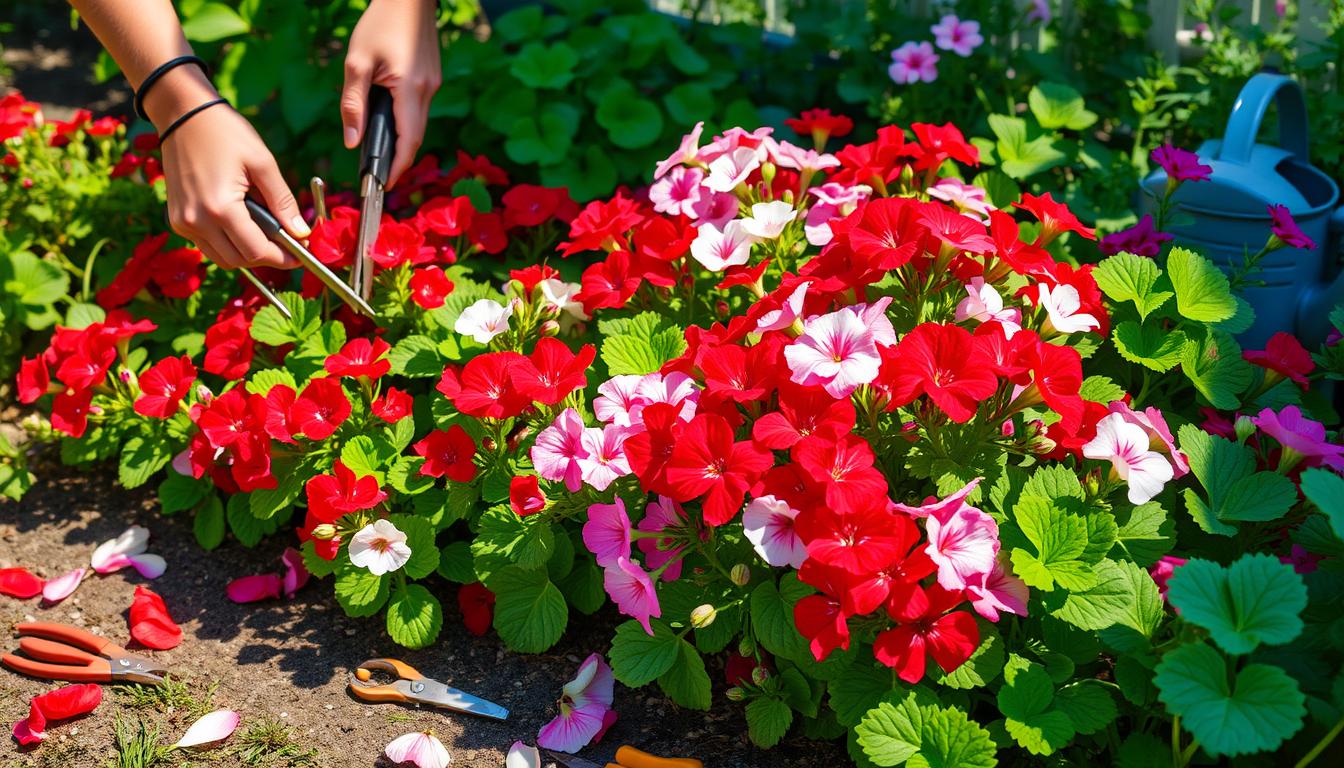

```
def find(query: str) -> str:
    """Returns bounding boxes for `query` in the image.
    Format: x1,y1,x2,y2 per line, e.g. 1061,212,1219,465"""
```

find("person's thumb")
250,158,310,239
341,57,373,148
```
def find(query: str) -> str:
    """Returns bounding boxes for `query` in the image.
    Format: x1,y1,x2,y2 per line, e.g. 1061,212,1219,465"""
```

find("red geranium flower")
325,337,391,380
51,388,94,437
1244,331,1314,386
151,247,205,298
622,402,683,496
795,504,912,576
558,196,645,256
785,108,854,146
96,233,166,308
449,352,530,419
1020,339,1085,432
16,355,52,404
502,184,573,228
792,433,888,514
410,267,454,309
467,211,508,254
699,342,779,404
881,323,998,423
263,384,298,444
873,584,980,683
752,384,856,450
134,355,196,418
509,337,595,406
417,195,475,238
509,475,546,517
836,197,925,271
509,264,560,294
832,125,907,188
370,220,430,268
305,460,387,523
308,207,360,266
665,413,774,526
55,334,116,392
458,582,495,636
372,387,413,423
578,250,642,313
290,377,351,440
413,425,479,482
910,122,980,169
1014,192,1095,245
203,313,254,379
195,388,267,449
445,150,509,188
793,562,853,661
917,203,994,254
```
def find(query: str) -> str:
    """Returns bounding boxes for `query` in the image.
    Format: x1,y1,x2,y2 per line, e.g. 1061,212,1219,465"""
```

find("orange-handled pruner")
348,658,508,721
2,622,167,685
547,746,704,768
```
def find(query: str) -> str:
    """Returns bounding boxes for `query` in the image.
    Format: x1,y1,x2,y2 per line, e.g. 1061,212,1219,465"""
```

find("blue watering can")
1140,72,1344,349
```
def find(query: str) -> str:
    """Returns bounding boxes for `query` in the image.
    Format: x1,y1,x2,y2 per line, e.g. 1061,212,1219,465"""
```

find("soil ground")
2,460,849,768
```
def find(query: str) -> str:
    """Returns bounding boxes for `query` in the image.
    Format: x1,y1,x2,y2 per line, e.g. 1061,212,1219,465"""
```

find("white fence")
647,0,1338,61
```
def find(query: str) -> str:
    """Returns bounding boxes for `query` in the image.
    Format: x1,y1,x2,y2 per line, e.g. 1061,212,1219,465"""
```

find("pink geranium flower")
1252,406,1344,471
637,496,686,581
892,477,981,520
785,307,882,399
955,277,1022,337
383,731,451,768
532,408,589,491
689,190,740,229
704,146,760,193
740,201,798,240
690,220,756,272
582,499,632,567
594,375,646,427
743,495,807,568
649,166,704,217
925,502,1000,591
889,41,939,84
931,15,984,56
537,654,616,753
576,424,631,491
772,140,840,172
967,555,1029,621
1150,555,1187,601
1107,400,1189,478
654,121,704,180
757,280,810,333
1083,413,1175,504
928,178,993,219
604,556,661,634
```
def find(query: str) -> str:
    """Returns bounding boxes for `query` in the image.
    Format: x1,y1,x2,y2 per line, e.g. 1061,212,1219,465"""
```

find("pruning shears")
2,622,168,686
352,85,397,303
348,657,508,721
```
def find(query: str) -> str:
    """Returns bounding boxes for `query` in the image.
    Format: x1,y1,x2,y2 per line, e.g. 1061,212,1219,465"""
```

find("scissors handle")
614,746,703,768
361,86,397,187
349,658,423,703
2,652,112,683
17,622,117,656
19,637,101,665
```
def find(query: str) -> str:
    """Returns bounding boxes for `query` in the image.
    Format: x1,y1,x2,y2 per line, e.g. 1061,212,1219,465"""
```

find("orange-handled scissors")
349,658,508,721
2,622,167,685
547,746,704,768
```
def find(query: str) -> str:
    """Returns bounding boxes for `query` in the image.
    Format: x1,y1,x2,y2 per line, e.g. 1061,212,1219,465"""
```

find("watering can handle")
1218,73,1310,166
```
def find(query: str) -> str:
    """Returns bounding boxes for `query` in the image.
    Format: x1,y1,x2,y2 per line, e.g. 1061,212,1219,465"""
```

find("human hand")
341,0,442,187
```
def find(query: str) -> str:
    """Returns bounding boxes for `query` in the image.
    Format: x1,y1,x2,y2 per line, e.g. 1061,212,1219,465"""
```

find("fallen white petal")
128,554,167,579
384,731,451,768
91,526,150,572
506,741,541,768
173,709,240,749
41,568,85,603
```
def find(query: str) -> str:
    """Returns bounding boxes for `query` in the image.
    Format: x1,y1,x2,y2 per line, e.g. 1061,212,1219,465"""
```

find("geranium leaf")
1094,252,1172,321
1053,559,1160,637
159,474,210,515
855,696,924,766
1177,425,1296,526
1028,82,1097,131
1165,555,1306,655
508,42,577,89
657,638,711,710
1054,680,1117,735
746,696,794,749
751,578,810,661
1110,502,1174,566
998,658,1074,755
1166,247,1236,323
192,496,225,551
250,292,320,346
609,619,680,687
333,561,389,618
1112,321,1185,372
487,566,567,653
387,514,439,580
386,584,443,649
388,335,448,377
1155,642,1305,757
857,694,997,768
227,494,283,548
1300,468,1344,539
1010,496,1095,592
1179,329,1253,410
119,434,172,490
470,504,555,582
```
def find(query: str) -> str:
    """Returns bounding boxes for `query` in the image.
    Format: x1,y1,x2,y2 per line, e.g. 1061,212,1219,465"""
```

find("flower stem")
1295,712,1344,768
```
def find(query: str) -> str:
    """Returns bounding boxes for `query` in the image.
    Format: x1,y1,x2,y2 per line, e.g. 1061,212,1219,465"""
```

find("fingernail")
290,216,312,237
344,127,358,147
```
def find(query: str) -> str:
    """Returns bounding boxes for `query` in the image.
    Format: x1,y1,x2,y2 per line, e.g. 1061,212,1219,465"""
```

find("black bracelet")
158,98,229,144
133,55,210,122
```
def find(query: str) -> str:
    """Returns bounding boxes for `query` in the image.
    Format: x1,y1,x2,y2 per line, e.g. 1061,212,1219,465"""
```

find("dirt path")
1,459,848,768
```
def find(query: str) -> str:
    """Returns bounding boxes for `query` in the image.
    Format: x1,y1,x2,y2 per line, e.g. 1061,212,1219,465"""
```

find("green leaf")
971,171,1020,209
1301,468,1344,539
1010,497,1095,592
1166,247,1236,323
557,560,605,615
1078,376,1126,405
436,541,475,583
998,660,1074,755
601,312,688,375
159,473,210,515
487,566,567,652
250,292,320,346
471,504,555,581
509,42,577,89
388,335,448,377
1054,681,1117,735
388,457,435,495
1020,464,1084,503
181,2,250,41
192,496,225,550
65,302,105,329
1179,330,1253,410
226,493,282,548
3,251,70,309
1112,321,1186,372
505,102,580,166
1028,82,1097,130
248,458,303,519
855,696,924,766
746,697,794,749
300,540,338,578
1155,642,1305,757
119,435,172,489
1178,424,1297,526
658,639,711,710
609,619,680,687
931,625,1004,690
751,578,809,660
1053,559,1160,635
596,85,664,150
334,562,390,618
245,368,296,396
989,114,1067,179
662,83,715,125
1166,555,1306,655
1111,502,1174,567
829,661,898,727
386,584,443,649
387,514,439,580
1095,253,1174,321
856,694,997,768
340,435,394,484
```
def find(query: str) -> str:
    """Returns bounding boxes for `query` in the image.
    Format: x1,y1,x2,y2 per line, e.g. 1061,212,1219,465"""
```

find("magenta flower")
892,477,981,519
1150,555,1187,601
648,166,704,217
931,15,983,57
1151,144,1212,183
532,408,588,491
1268,204,1317,250
784,307,882,399
966,555,1029,621
889,41,940,84
1098,214,1173,257
582,499,632,567
576,424,632,491
537,653,616,753
604,556,661,634
1083,413,1175,504
1252,406,1344,471
1026,0,1052,24
925,502,1001,591
637,496,686,581
690,190,741,229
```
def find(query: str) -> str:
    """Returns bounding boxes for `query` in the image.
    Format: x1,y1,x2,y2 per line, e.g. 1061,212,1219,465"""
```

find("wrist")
142,66,220,134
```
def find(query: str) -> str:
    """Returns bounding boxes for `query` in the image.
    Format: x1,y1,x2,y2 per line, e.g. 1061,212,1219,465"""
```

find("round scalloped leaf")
386,584,443,649
596,87,665,149
857,694,997,767
1166,555,1306,655
1155,642,1305,757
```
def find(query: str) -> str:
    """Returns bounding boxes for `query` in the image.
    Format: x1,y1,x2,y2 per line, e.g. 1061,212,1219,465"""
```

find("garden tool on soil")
1,622,167,686
349,657,508,721
546,746,704,768
352,85,397,304
245,198,378,319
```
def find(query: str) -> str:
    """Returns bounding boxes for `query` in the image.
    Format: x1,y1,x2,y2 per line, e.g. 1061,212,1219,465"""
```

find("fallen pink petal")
40,567,85,604
226,573,283,603
172,709,240,749
384,731,451,768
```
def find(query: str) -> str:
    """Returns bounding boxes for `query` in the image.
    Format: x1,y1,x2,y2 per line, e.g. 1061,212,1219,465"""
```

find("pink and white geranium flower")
649,166,704,217
740,201,798,240
604,556,661,634
772,140,840,172
576,424,631,491
583,499,633,567
931,15,984,57
654,121,704,180
889,41,940,84
967,554,1030,621
1083,413,1176,504
348,519,411,576
91,525,166,578
806,182,870,246
757,280,810,333
1038,282,1101,335
689,190,740,229
925,500,1000,591
704,146,761,193
956,277,1022,337
454,298,515,344
691,220,756,272
1107,400,1189,478
785,306,882,399
743,495,807,568
539,278,588,325
537,653,617,753
928,178,993,219
532,408,588,491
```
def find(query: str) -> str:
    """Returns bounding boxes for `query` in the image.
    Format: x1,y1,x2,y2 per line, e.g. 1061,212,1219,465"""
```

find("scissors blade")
245,199,378,319
239,268,292,320
413,677,509,721
354,174,383,302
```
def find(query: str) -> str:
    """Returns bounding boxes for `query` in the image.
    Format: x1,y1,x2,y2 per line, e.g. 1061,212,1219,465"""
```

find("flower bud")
118,368,133,384
715,300,731,319
311,524,337,540
760,161,776,186
690,604,717,629
737,636,756,657
1234,414,1256,444
726,687,746,702
195,384,214,404
539,319,560,338
482,436,498,452
1083,468,1102,497
730,564,751,586
751,666,771,685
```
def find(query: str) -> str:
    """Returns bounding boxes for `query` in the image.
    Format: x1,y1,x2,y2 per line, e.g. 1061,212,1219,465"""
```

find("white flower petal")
91,526,150,572
41,568,85,603
506,742,541,768
173,709,240,749
385,732,451,768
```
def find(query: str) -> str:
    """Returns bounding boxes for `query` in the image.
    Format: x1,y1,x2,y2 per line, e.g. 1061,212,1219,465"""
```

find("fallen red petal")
0,568,44,599
128,585,182,650
13,683,102,745
226,574,282,604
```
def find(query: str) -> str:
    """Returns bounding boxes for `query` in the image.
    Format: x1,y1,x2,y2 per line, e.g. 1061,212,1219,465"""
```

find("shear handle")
360,86,397,187
17,623,118,656
18,637,101,666
1,652,112,683
349,658,424,703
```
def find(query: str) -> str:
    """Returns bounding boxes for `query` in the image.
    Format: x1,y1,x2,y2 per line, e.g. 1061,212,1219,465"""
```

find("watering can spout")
1295,206,1344,349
